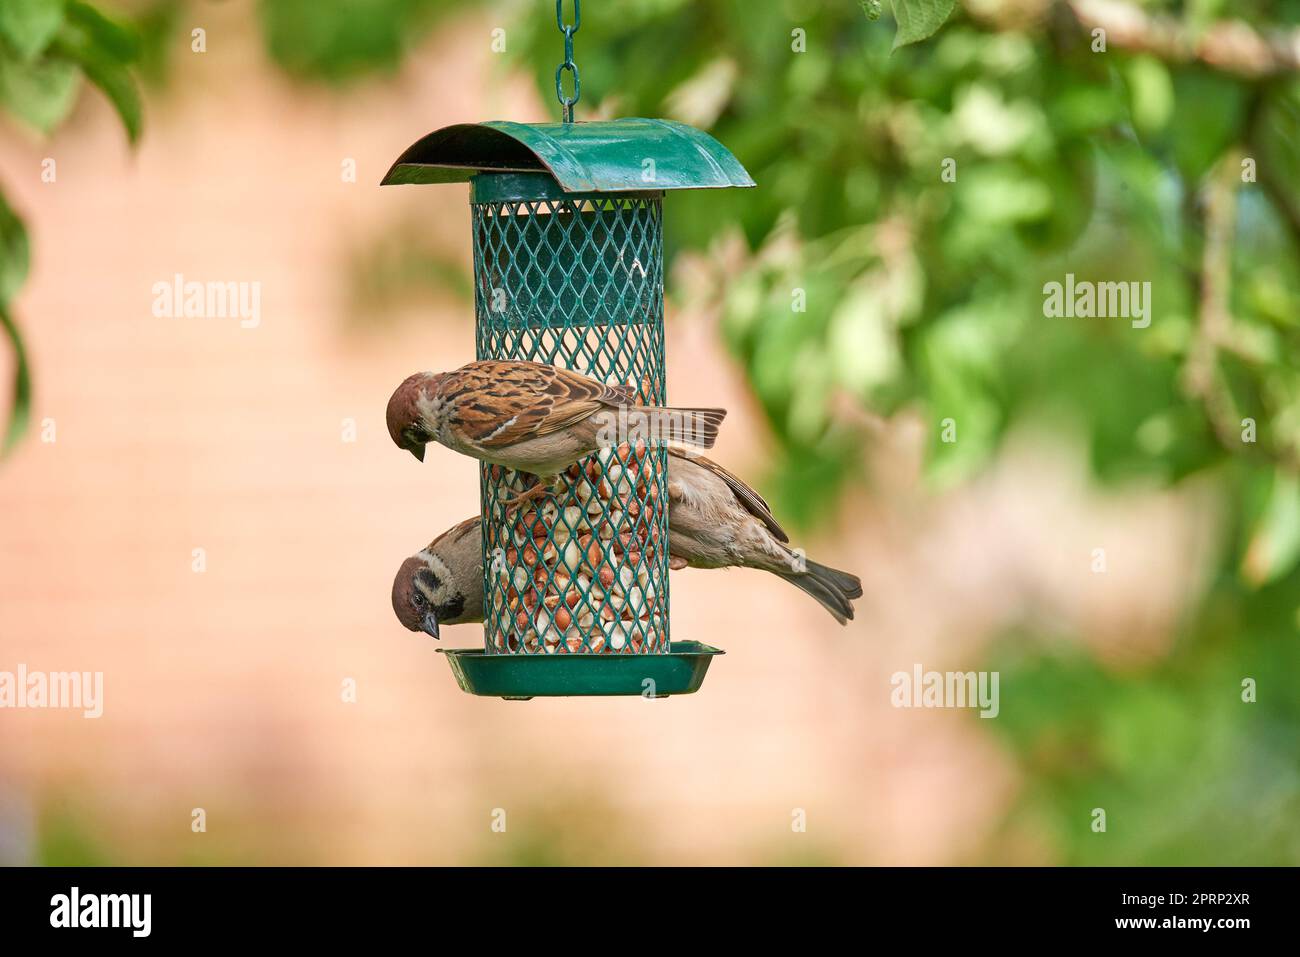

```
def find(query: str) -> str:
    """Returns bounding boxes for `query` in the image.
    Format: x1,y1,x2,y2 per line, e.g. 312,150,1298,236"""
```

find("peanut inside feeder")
473,178,669,656
486,438,666,655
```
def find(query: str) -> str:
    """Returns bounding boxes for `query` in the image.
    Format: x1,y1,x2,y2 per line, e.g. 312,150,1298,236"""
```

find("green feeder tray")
438,641,724,700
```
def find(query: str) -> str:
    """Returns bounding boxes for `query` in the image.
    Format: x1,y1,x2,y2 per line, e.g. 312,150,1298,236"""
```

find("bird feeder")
381,1,752,698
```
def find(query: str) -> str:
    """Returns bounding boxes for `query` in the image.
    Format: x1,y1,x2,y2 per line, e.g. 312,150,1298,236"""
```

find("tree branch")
1181,152,1299,470
1064,0,1300,77
968,1,1300,77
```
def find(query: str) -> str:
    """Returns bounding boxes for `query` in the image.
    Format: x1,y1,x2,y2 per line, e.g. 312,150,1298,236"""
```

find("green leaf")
63,1,140,63
1125,56,1173,135
0,54,80,133
0,0,66,62
49,4,143,143
890,0,955,50
0,302,32,457
0,190,30,305
72,52,141,141
1242,470,1300,587
1167,70,1245,182
0,193,32,456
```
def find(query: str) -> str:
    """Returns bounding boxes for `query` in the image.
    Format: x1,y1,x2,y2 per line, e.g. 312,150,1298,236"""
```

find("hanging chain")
554,0,581,123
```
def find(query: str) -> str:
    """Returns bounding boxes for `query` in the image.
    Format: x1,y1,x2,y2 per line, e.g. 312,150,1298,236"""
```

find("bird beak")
408,443,426,463
421,610,440,640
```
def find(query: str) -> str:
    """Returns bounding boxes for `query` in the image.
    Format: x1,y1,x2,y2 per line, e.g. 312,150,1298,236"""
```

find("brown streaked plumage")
665,448,862,624
391,450,863,636
385,361,727,486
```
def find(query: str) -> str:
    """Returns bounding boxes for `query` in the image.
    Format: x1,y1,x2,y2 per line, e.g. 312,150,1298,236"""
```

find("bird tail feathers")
639,407,726,449
776,559,863,626
805,559,862,599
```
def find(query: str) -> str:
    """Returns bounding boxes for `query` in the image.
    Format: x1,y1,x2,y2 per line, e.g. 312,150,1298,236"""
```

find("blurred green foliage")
35,795,112,866
257,0,458,82
990,549,1300,865
344,215,475,331
510,1,1300,543
456,0,1300,864
0,0,147,457
0,0,142,143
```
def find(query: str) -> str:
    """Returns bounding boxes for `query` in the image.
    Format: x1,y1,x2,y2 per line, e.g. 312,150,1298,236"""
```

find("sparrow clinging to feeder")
390,517,484,638
664,448,862,624
391,449,863,637
385,360,727,510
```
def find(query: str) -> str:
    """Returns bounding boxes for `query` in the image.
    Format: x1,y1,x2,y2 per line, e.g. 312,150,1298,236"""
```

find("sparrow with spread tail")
391,448,863,637
385,360,727,510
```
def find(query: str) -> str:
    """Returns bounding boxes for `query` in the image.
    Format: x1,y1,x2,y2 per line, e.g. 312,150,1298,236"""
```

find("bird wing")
447,361,630,450
429,516,480,551
668,448,789,543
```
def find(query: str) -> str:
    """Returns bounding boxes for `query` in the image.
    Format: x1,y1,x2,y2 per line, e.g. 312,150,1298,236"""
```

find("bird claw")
499,480,556,519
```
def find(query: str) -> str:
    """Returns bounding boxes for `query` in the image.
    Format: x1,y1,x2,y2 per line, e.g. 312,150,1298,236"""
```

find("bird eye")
412,591,425,607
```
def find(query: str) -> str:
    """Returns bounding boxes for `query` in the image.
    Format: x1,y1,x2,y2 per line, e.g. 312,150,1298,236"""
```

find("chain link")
554,0,581,123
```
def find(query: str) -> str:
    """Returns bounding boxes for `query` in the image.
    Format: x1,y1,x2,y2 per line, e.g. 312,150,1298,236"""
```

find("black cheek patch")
416,568,440,592
437,593,465,624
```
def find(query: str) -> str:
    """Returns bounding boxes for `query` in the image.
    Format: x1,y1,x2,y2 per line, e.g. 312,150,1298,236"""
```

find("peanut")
486,428,670,655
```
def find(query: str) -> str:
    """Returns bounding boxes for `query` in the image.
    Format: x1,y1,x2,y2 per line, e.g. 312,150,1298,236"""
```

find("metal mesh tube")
471,173,669,655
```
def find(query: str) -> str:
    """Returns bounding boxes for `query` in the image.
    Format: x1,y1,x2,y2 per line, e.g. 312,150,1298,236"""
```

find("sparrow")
385,360,727,510
391,450,863,638
390,517,484,638
664,447,863,623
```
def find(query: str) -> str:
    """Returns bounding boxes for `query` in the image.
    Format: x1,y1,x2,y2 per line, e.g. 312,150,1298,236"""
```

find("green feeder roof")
380,118,755,193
